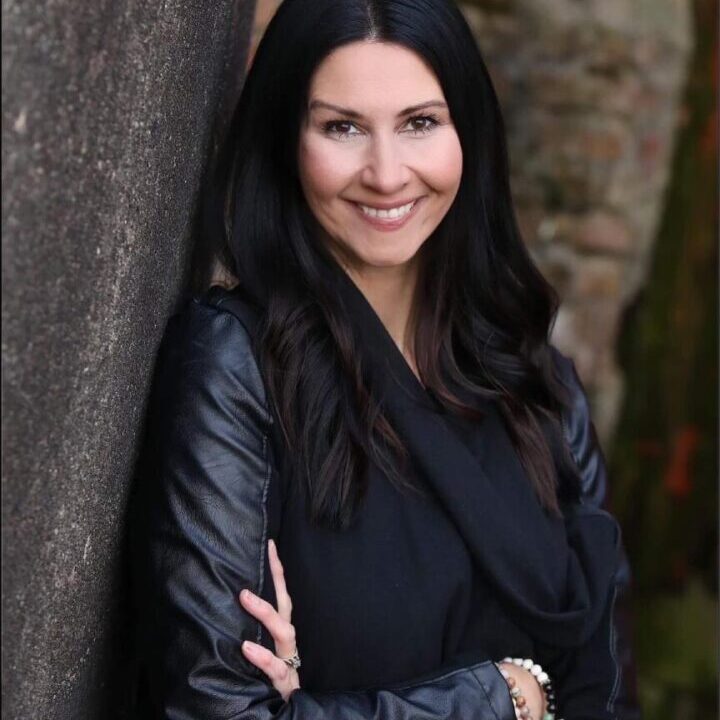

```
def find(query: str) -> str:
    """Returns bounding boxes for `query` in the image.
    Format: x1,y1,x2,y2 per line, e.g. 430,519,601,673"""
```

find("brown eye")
323,120,359,138
405,115,440,135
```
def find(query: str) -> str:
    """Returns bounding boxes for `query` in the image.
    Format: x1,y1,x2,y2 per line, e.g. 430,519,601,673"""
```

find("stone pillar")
1,2,256,718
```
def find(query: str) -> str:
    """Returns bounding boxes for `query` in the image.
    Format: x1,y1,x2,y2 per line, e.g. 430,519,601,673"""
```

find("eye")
403,114,441,135
322,120,361,139
321,113,442,140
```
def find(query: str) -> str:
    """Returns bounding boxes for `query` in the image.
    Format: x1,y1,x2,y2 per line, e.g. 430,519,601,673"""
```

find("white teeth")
358,200,416,220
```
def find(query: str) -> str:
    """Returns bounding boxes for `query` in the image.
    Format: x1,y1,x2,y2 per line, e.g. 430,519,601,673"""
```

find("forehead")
308,41,445,112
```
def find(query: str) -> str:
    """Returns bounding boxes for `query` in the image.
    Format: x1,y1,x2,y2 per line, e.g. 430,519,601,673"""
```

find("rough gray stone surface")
1,1,256,718
460,0,692,440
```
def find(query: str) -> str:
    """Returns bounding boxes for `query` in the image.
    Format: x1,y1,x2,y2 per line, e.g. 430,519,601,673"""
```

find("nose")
360,134,411,195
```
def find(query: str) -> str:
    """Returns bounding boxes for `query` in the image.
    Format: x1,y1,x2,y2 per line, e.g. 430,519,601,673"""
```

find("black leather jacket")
130,287,636,719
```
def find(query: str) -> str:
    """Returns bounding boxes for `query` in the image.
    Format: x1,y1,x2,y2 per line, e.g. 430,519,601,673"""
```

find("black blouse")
272,268,622,714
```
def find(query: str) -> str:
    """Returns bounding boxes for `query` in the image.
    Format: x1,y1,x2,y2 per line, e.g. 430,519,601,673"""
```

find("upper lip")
351,197,422,210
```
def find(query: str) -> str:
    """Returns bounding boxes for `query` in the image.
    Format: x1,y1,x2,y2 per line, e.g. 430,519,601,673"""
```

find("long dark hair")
201,0,581,530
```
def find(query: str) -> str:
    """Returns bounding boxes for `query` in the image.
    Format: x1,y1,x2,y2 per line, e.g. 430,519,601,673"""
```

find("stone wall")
459,0,693,440
1,2,256,718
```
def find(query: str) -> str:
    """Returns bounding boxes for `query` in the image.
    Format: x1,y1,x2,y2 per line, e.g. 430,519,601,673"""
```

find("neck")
342,258,421,366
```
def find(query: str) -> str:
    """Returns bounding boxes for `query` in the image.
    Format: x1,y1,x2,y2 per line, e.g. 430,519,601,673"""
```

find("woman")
131,1,632,718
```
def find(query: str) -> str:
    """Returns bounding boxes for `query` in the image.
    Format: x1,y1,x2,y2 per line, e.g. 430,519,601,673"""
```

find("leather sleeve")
551,348,641,720
130,298,514,720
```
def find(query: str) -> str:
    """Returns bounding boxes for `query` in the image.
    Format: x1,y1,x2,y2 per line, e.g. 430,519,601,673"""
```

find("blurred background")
3,1,717,718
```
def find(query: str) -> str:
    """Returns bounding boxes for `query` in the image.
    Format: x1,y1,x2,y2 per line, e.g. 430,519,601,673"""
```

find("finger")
239,589,296,659
242,640,298,694
268,539,292,622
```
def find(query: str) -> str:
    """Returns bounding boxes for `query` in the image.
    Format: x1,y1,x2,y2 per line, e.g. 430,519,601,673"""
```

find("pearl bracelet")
495,657,562,720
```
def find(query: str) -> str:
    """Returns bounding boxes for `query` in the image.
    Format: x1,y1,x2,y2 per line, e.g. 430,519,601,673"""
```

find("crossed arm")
130,300,633,719
130,301,515,719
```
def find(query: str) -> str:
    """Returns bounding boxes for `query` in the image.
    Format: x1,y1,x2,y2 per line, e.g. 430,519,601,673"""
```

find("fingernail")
242,641,255,654
269,539,276,553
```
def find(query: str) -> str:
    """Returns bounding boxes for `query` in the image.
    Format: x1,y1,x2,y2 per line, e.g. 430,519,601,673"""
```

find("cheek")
299,137,354,202
420,133,463,193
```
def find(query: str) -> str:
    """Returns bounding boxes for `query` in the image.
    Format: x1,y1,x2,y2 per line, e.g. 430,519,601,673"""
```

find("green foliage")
635,580,717,688
609,0,718,717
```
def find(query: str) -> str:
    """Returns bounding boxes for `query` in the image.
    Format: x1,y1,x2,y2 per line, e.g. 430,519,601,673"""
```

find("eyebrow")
308,99,448,119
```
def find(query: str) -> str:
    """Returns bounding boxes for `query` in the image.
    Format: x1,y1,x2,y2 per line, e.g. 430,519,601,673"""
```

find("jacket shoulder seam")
254,433,272,642
552,347,584,470
189,295,274,631
606,583,622,715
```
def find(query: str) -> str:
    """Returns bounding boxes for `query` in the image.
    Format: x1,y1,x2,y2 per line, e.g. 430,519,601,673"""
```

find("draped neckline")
328,261,622,650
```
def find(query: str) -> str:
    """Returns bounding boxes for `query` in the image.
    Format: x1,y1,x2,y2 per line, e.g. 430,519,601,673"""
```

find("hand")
497,661,545,718
240,539,300,702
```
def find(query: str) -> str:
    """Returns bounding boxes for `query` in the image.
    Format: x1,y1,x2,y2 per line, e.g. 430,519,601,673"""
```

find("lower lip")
350,198,424,232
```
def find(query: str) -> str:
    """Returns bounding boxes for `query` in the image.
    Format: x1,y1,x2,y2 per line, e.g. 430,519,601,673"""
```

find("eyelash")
322,113,441,139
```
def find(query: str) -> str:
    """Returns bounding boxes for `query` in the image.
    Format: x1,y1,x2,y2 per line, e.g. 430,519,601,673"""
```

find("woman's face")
298,41,463,273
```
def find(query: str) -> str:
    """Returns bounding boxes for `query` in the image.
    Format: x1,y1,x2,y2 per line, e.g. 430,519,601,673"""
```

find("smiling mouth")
348,197,425,232
355,199,418,220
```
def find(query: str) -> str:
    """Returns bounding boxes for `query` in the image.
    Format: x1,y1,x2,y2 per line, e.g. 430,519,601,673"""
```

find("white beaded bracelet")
495,657,563,720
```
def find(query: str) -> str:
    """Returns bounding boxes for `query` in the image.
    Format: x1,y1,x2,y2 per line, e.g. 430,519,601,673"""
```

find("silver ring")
281,647,301,670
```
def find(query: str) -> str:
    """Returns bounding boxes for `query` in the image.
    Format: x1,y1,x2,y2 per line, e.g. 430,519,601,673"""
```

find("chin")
353,236,426,267
358,247,421,269
326,231,426,272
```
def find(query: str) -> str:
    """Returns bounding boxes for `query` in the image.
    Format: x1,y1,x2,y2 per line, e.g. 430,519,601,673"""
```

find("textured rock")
567,212,634,256
461,0,692,437
1,1,256,718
